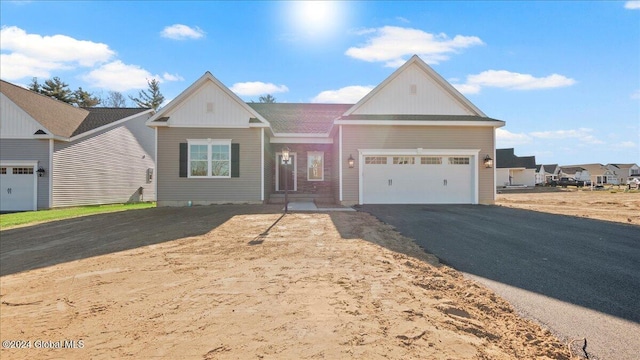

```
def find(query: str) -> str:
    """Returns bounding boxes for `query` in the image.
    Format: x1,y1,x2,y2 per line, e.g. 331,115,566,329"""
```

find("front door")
276,153,296,191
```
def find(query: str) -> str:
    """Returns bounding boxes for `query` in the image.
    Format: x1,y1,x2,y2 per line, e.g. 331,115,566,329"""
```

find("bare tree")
105,91,128,107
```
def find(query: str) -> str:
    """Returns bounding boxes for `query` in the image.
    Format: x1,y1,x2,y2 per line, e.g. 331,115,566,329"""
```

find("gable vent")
410,84,417,95
206,102,214,113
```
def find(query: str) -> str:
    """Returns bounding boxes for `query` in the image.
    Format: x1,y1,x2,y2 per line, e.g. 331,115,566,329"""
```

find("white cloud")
631,90,640,99
82,60,161,92
312,85,374,103
530,128,604,145
613,141,637,149
0,26,115,79
624,1,640,9
496,128,532,147
345,26,483,67
453,70,576,94
162,72,184,82
160,24,205,40
230,81,289,96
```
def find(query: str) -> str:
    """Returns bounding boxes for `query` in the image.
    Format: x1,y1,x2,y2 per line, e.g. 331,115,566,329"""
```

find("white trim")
0,160,38,211
275,151,297,192
168,124,250,129
154,127,158,202
339,125,343,202
335,120,505,127
270,137,333,144
306,151,325,181
69,109,154,142
49,139,53,208
272,132,329,138
187,139,232,178
356,149,480,205
260,128,264,202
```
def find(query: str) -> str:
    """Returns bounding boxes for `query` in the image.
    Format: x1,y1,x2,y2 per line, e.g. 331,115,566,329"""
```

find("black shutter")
179,143,187,177
231,143,240,178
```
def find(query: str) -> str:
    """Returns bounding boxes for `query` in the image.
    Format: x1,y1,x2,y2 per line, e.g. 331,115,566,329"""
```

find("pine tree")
41,77,73,103
74,87,101,107
259,94,276,103
28,77,42,93
129,79,164,110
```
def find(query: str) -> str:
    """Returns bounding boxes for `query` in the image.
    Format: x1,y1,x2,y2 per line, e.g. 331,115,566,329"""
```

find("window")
365,156,387,165
449,157,470,165
0,167,6,174
421,157,442,165
307,152,324,181
13,167,34,174
631,169,640,175
393,156,415,165
188,140,231,178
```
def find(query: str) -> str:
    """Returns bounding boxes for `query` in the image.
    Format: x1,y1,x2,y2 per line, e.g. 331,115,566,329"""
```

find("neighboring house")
558,166,590,182
0,80,155,211
608,163,640,184
147,55,505,206
537,164,560,184
566,163,616,185
495,148,536,187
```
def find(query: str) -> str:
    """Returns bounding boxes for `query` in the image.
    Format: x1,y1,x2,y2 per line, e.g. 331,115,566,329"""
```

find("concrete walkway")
285,201,355,212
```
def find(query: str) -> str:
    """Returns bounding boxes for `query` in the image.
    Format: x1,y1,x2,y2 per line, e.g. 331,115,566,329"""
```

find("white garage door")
0,165,37,211
362,155,474,204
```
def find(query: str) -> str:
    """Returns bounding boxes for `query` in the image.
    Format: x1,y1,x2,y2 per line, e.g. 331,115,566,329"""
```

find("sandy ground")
496,188,640,225
0,210,573,359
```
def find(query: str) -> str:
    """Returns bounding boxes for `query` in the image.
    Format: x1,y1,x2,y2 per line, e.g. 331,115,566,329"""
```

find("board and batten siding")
340,125,496,205
351,64,473,116
52,115,155,207
0,139,50,209
156,127,262,206
1,93,46,138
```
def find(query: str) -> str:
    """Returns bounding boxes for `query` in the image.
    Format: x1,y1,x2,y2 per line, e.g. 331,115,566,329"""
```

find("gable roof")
496,148,536,169
343,55,486,117
540,164,559,174
559,166,586,175
147,71,269,126
1,79,88,137
1,80,151,139
248,103,352,134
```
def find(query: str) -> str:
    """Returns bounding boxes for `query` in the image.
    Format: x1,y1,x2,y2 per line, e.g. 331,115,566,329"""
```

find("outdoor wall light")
282,146,290,163
348,154,355,168
483,155,493,168
37,167,46,177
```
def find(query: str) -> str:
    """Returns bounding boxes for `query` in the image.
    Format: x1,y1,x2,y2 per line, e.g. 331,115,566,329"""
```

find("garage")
0,162,38,212
361,153,477,204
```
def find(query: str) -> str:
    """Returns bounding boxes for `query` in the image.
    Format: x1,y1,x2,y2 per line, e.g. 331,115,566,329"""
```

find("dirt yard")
497,188,640,225
0,208,572,359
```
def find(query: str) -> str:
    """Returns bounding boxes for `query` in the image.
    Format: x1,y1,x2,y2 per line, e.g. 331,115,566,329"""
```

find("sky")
1,1,639,166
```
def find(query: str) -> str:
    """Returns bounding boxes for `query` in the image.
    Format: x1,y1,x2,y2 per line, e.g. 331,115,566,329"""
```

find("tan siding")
157,127,262,205
341,125,495,204
167,82,255,127
0,139,50,208
52,114,155,207
332,131,340,202
352,64,472,116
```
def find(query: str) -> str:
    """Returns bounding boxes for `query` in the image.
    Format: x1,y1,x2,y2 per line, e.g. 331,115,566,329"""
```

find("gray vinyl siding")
156,127,262,205
263,132,274,202
52,114,155,207
341,125,495,205
0,139,50,209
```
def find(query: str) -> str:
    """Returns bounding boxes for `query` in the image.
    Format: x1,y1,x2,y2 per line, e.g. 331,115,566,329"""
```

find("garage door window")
449,157,470,165
393,156,415,165
421,157,442,165
365,156,387,165
13,167,34,174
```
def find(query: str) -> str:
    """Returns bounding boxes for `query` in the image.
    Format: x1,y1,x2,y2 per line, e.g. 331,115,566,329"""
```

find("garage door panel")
362,155,473,204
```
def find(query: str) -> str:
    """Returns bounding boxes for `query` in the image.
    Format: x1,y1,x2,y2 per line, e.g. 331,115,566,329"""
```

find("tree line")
28,77,165,110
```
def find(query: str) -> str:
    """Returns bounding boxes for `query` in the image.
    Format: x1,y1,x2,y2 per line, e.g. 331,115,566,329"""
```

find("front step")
268,193,334,204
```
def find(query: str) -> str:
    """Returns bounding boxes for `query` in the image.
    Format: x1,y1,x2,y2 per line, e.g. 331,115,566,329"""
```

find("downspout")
339,125,343,202
49,139,53,208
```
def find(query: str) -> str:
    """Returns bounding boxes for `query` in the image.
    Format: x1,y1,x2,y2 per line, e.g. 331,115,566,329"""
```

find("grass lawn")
0,202,155,230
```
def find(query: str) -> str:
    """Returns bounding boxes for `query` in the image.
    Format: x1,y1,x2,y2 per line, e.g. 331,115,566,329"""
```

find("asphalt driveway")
360,204,640,360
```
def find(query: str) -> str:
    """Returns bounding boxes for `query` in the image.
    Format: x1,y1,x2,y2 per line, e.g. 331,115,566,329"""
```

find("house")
607,163,640,184
537,164,560,184
495,148,536,187
0,80,155,211
566,163,616,185
146,55,505,206
558,166,590,182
